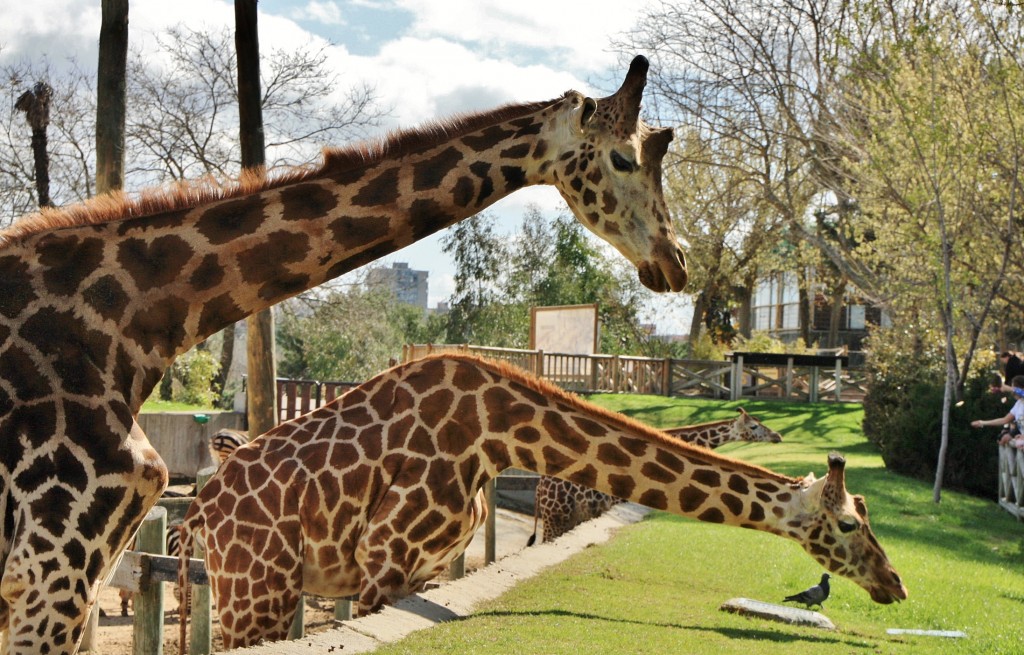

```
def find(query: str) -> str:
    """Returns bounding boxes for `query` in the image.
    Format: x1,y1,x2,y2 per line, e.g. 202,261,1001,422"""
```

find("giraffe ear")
577,97,598,133
642,127,674,165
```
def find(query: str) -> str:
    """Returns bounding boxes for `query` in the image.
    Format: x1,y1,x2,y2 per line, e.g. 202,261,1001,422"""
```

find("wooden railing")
401,344,867,403
275,377,360,422
998,443,1024,521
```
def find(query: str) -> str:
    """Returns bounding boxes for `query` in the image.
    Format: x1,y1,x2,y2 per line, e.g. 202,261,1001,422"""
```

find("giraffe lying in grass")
529,408,782,544
178,354,906,650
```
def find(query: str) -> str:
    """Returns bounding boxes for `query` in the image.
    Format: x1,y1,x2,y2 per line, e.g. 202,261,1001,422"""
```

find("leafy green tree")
440,206,656,354
277,284,410,382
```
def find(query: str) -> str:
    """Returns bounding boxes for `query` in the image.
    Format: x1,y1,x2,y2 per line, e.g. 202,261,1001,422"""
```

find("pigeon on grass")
783,573,831,609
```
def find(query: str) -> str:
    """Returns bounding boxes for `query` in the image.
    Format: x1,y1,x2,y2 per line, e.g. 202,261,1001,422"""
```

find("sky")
0,0,695,335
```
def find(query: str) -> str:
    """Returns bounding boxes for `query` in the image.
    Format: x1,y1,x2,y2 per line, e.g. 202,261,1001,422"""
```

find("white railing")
998,443,1024,521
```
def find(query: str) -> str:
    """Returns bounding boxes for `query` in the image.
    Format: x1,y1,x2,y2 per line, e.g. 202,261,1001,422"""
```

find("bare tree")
1,61,96,224
14,81,53,207
124,25,386,185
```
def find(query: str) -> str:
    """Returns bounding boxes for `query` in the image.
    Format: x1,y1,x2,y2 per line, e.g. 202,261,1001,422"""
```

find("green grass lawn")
373,395,1024,655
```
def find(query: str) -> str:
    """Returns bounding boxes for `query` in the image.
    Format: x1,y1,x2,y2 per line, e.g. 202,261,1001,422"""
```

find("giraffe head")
734,408,782,443
550,55,687,293
794,453,907,604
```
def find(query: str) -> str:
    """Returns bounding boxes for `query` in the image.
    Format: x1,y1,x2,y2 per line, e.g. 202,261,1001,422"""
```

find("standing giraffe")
529,407,782,544
0,56,687,654
117,427,248,616
178,354,905,650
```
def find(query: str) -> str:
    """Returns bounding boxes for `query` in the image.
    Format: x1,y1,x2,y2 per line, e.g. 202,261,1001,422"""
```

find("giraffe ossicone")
530,407,783,544
0,55,685,654
178,355,906,651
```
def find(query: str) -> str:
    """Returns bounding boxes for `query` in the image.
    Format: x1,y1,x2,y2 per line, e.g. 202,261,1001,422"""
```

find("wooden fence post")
484,479,497,565
190,467,216,655
334,598,353,621
288,595,305,640
834,359,843,401
134,506,166,655
449,552,466,580
663,358,672,396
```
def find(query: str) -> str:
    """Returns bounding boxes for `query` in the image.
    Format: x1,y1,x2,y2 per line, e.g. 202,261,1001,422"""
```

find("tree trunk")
15,83,53,207
687,290,707,348
235,0,277,437
827,277,846,348
734,283,753,339
96,0,128,196
216,322,237,398
798,268,812,346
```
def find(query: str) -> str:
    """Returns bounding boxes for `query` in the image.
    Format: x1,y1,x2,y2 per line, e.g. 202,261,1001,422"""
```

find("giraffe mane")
0,94,571,247
419,353,796,485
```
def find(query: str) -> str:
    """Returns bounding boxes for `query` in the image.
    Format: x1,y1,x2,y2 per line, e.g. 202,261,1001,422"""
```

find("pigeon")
783,573,831,609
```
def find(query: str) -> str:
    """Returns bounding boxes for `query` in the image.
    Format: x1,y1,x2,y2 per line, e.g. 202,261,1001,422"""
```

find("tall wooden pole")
234,0,278,440
96,0,128,196
82,4,129,650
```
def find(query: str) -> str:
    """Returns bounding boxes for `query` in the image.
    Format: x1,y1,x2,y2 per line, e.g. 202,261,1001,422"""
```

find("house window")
752,272,800,332
847,304,866,330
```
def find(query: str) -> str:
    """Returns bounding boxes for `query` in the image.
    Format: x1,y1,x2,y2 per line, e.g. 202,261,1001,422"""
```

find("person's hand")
991,385,1002,393
971,420,983,428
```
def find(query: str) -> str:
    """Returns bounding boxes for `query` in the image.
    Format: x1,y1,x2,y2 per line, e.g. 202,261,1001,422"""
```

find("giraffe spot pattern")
36,234,104,296
413,147,464,191
194,196,267,245
20,307,110,397
409,198,454,241
0,254,38,318
124,296,190,357
351,167,399,207
117,234,195,292
461,125,514,152
82,275,130,322
236,230,311,301
198,293,247,340
1,346,55,402
279,183,339,221
189,254,225,292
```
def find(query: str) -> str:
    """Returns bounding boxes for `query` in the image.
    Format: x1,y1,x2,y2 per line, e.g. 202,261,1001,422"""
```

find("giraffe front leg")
2,532,106,655
1,431,166,654
205,522,305,650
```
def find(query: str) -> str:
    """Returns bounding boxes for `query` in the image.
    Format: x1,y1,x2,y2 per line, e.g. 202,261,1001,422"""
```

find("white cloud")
359,36,585,126
290,1,348,26
390,0,643,73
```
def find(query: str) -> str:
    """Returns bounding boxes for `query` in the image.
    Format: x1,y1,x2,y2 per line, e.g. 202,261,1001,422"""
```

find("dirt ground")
86,508,536,654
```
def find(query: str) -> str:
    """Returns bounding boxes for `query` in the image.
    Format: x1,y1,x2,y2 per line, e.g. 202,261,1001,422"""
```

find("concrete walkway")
227,503,650,654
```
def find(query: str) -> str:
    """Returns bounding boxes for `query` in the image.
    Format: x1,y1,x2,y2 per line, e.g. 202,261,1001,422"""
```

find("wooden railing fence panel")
402,345,865,403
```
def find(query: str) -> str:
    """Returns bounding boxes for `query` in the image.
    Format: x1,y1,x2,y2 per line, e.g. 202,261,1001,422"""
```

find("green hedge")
863,369,1002,499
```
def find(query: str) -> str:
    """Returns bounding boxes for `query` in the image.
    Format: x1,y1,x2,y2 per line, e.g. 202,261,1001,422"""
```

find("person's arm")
971,413,1014,428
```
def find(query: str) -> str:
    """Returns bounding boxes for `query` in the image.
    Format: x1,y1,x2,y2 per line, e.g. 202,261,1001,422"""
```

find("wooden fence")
97,472,516,654
998,443,1024,521
401,344,867,403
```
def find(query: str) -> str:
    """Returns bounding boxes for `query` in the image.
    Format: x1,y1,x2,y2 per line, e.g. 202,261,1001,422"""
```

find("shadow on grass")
469,608,877,648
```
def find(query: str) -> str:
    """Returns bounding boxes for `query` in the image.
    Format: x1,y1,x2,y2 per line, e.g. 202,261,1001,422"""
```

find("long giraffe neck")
665,419,737,449
2,96,586,411
375,355,903,603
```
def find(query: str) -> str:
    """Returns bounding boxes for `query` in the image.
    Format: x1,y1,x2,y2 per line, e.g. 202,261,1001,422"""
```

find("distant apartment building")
367,262,429,310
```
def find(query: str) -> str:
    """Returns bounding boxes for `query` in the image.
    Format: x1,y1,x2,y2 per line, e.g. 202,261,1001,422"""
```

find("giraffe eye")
610,151,635,172
838,519,859,533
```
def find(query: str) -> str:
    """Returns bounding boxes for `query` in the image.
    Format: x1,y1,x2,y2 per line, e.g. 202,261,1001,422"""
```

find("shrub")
862,327,1001,499
171,348,220,407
